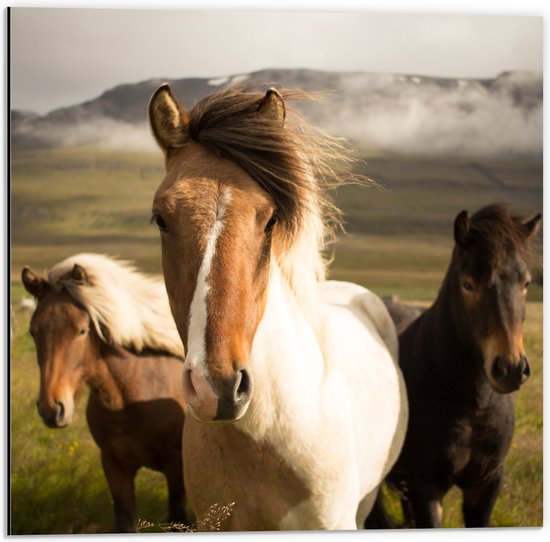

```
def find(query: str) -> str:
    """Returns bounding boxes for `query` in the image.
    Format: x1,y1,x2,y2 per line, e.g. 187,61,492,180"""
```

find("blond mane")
48,253,184,358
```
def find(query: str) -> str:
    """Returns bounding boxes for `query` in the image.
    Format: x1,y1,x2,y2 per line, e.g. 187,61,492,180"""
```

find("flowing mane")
185,85,359,298
47,253,184,358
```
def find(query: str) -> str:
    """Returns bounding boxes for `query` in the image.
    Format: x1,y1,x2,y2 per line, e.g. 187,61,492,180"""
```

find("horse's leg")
400,494,415,528
363,486,397,529
395,481,416,528
462,472,503,527
407,479,444,528
101,451,138,533
163,453,188,526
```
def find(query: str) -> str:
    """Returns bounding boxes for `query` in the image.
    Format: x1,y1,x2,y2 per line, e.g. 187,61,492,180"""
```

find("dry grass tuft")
138,502,236,533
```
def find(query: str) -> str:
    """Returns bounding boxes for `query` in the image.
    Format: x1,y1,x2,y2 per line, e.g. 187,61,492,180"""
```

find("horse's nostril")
491,356,508,380
212,368,254,423
520,356,531,383
36,400,67,427
55,401,65,423
55,401,65,421
237,369,251,397
232,369,252,404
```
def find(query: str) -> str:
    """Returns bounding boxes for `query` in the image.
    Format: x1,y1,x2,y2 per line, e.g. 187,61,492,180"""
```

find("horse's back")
319,280,399,363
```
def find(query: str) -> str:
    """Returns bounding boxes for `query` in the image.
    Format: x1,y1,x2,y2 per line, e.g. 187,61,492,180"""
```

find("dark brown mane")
185,85,352,240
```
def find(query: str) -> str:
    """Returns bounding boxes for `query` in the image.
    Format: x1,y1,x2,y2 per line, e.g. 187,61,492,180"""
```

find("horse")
382,295,425,335
21,253,188,533
386,204,541,528
147,84,408,531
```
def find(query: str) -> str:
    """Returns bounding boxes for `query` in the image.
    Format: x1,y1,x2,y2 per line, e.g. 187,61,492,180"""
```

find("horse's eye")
462,280,474,292
152,213,168,233
77,327,88,336
524,280,531,290
265,213,278,233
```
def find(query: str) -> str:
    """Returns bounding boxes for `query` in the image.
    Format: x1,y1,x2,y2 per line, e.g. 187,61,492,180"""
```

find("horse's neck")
239,264,331,444
421,277,492,402
255,264,324,362
86,345,133,411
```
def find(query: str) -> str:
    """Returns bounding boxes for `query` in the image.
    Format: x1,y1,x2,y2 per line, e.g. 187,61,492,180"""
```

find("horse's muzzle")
182,364,253,423
36,399,69,428
490,355,531,393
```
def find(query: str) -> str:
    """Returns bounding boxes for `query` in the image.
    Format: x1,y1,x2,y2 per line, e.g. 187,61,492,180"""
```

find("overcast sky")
8,1,544,114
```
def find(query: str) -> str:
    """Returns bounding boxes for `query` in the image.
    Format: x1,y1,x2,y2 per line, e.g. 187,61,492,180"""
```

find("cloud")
321,72,542,157
12,70,542,159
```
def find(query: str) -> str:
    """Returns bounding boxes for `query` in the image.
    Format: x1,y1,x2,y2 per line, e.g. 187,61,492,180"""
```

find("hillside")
11,68,542,158
10,147,543,302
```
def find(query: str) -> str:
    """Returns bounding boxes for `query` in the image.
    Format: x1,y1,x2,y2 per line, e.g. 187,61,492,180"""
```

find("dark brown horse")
21,253,188,533
387,204,540,528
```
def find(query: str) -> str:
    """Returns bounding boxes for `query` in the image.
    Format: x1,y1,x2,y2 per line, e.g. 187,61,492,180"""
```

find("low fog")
12,70,542,159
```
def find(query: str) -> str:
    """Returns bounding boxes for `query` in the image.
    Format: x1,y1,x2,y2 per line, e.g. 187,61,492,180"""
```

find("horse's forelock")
185,85,348,247
47,254,184,358
471,204,534,252
462,204,536,280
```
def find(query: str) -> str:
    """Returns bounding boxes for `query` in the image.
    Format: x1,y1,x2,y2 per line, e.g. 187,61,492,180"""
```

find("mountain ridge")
11,68,542,157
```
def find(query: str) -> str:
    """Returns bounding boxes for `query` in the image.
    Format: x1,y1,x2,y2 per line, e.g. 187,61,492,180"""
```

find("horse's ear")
521,212,541,241
257,88,286,125
21,266,48,299
149,84,189,152
70,263,90,285
454,210,471,247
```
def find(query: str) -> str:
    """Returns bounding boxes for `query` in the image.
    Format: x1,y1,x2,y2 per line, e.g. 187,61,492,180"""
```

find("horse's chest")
184,418,312,531
406,370,514,472
440,409,513,482
443,421,476,472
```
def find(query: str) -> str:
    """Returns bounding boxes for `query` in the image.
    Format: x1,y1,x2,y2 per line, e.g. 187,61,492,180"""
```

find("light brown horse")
148,85,408,531
22,253,188,533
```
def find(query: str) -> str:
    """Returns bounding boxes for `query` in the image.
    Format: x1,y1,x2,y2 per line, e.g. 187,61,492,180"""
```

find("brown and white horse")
148,84,408,531
22,253,188,532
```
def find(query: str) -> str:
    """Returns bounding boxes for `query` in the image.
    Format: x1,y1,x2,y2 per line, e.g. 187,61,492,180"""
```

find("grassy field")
9,147,543,533
10,147,543,298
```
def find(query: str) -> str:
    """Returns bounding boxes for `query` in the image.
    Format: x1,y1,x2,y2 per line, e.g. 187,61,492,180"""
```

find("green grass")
10,296,543,532
9,146,543,532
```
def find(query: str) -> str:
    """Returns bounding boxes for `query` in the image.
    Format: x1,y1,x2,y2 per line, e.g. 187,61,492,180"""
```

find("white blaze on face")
185,187,232,370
